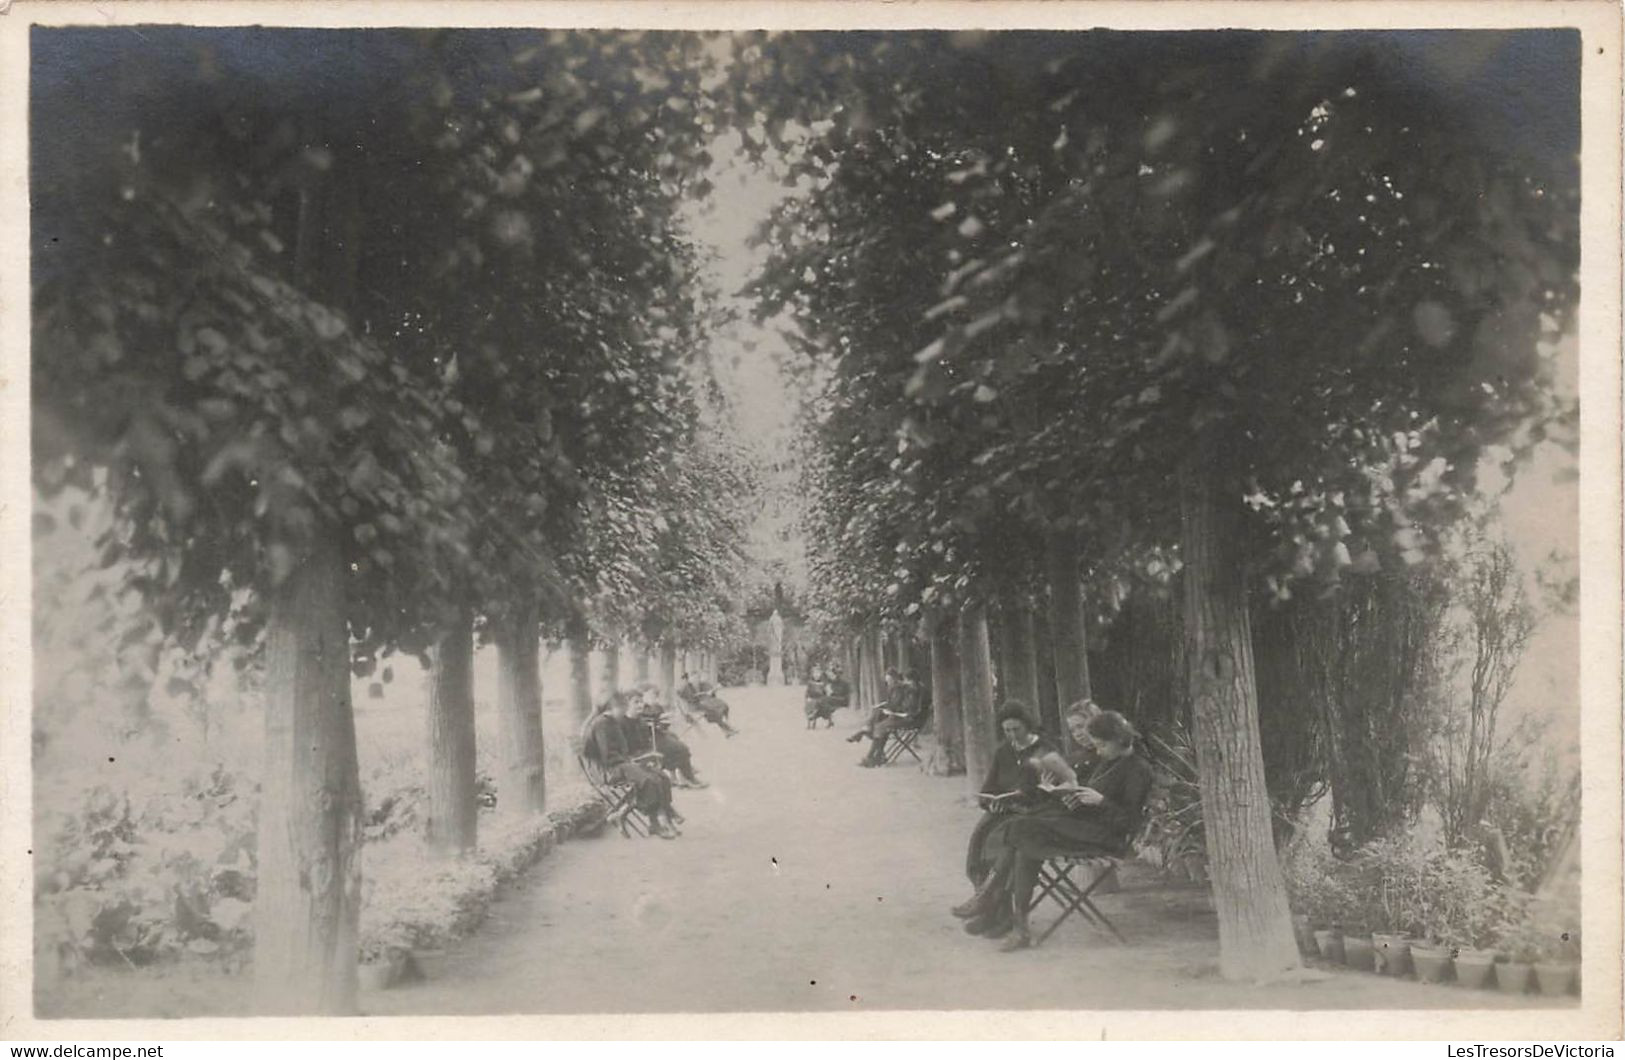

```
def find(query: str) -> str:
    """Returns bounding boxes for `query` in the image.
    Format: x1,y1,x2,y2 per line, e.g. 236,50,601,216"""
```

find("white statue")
767,609,785,685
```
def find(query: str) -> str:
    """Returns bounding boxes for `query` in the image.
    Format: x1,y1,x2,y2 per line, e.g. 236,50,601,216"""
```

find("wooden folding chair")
881,707,930,765
1025,852,1127,946
577,752,649,838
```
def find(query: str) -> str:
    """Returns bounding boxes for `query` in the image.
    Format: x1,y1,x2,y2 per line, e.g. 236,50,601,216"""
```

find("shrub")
36,767,257,972
1287,832,1365,923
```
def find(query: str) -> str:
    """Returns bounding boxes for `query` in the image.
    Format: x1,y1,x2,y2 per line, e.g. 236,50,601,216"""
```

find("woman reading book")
960,703,1072,887
955,709,1154,950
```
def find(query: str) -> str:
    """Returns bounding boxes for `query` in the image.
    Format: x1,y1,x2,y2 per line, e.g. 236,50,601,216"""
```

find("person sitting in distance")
846,666,903,745
584,691,682,839
954,701,1070,891
804,665,839,729
959,710,1153,950
858,669,927,766
630,685,707,789
824,667,852,711
678,672,739,737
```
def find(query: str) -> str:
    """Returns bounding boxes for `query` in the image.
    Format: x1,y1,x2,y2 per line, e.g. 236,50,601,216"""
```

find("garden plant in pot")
1281,836,1343,960
1531,928,1580,998
1492,917,1545,997
1454,886,1526,990
1410,848,1502,985
1364,838,1423,978
1337,884,1383,974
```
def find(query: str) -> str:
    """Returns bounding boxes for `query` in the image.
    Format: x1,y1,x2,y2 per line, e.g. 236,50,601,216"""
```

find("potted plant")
358,924,422,992
1492,917,1544,996
1337,873,1383,974
1455,886,1520,990
1532,929,1580,997
1410,937,1456,984
1341,919,1377,973
1351,837,1409,976
1281,841,1342,960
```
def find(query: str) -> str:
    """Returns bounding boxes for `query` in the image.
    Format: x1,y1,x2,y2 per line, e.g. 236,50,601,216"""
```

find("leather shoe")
998,930,1032,952
964,912,1011,936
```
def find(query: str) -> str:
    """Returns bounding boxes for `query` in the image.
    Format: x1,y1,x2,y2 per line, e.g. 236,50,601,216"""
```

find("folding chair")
881,707,930,765
1025,852,1128,946
577,752,649,838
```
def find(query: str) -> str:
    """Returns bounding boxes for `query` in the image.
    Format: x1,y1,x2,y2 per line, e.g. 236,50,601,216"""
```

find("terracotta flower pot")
1453,951,1497,989
1411,945,1454,984
1342,933,1376,972
1495,961,1533,995
1533,962,1578,997
1372,933,1414,977
1312,928,1345,964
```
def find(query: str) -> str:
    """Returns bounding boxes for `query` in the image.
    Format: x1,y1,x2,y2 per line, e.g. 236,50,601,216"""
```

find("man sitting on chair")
585,692,682,839
858,669,925,767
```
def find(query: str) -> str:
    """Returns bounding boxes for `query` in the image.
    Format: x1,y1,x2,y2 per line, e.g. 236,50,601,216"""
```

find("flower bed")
358,794,604,965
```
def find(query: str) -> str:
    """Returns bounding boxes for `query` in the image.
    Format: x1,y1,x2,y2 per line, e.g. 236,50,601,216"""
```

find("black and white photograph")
3,1,1620,1039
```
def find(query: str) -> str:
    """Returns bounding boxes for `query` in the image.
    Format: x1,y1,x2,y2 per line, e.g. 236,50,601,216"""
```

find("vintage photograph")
11,8,1617,1032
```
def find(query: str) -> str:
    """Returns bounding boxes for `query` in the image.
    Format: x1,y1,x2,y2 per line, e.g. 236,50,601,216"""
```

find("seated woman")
630,686,707,789
858,670,930,766
958,710,1153,951
583,691,682,839
954,702,1068,895
846,668,902,745
804,668,838,729
824,670,852,710
679,675,739,737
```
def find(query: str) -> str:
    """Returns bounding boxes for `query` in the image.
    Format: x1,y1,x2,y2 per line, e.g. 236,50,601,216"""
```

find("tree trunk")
634,647,652,684
1033,607,1062,740
1179,461,1300,981
999,591,1041,713
859,620,884,709
926,610,965,776
426,604,477,855
894,628,913,675
255,524,362,1014
1045,530,1093,718
957,603,997,796
659,640,678,706
494,599,545,817
566,612,595,729
598,635,621,701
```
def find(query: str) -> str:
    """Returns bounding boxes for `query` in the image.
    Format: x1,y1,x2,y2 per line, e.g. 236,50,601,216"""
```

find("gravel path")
360,685,1568,1015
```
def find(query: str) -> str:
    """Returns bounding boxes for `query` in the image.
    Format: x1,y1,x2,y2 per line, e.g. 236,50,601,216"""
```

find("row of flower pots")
1293,917,1579,997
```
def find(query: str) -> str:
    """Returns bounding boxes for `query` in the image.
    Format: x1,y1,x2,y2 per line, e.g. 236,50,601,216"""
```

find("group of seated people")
802,665,852,728
951,700,1153,951
845,667,926,766
582,681,730,839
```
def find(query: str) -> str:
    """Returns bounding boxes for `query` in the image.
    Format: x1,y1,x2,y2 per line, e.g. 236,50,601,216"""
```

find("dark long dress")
964,735,1055,883
586,713,674,817
1004,751,1154,857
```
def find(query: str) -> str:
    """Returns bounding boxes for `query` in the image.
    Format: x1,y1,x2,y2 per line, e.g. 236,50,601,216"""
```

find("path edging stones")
359,793,608,988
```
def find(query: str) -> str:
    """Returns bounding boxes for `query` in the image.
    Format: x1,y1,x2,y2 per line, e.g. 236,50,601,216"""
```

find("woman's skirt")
1004,808,1124,859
